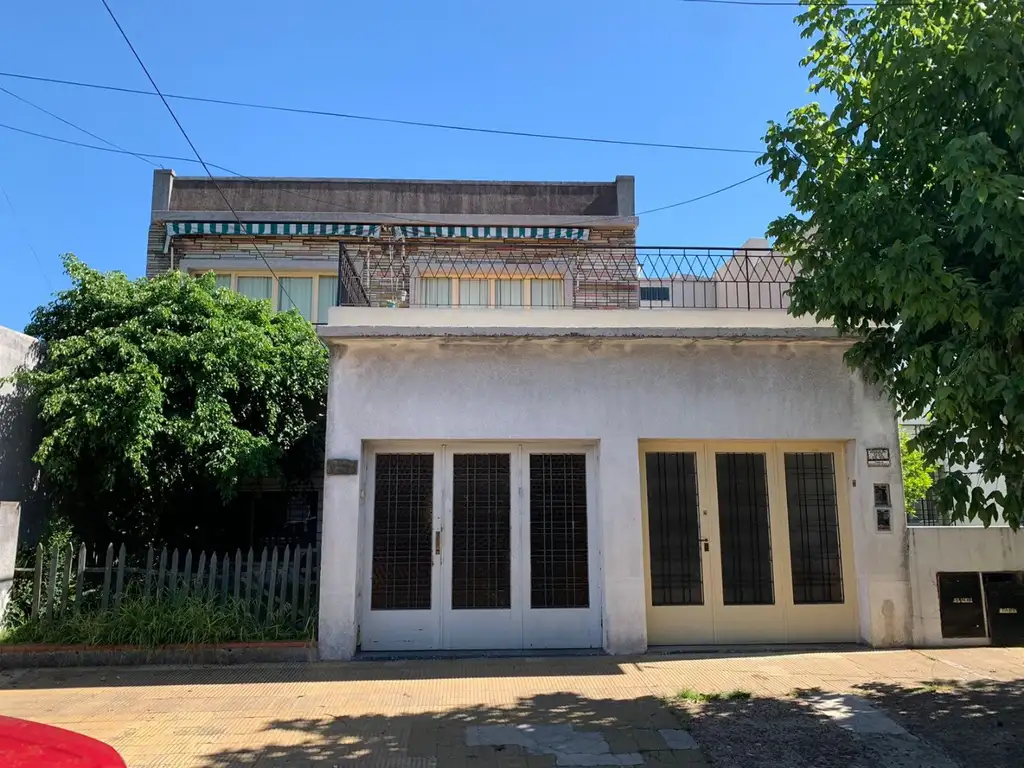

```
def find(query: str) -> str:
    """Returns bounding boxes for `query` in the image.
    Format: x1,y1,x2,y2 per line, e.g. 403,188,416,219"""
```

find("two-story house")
158,169,1022,660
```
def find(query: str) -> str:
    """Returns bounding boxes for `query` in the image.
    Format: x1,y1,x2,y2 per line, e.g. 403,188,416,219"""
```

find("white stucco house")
312,178,927,659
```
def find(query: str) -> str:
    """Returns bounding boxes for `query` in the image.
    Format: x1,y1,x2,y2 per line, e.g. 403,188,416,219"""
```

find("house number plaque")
325,458,359,475
866,447,891,467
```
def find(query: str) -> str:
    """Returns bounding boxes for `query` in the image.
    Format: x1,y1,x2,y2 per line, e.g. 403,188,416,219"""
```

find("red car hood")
0,716,126,768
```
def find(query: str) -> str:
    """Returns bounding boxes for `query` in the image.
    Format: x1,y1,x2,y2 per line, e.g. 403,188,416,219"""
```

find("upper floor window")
207,272,338,324
419,277,564,308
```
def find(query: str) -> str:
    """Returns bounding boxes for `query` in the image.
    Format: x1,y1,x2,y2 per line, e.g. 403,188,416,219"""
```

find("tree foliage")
900,429,936,515
762,0,1024,526
15,255,328,546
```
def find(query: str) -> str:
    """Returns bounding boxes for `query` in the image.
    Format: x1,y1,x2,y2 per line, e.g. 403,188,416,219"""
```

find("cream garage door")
640,441,858,645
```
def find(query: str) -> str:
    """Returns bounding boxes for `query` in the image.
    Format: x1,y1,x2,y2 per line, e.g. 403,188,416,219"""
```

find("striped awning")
396,226,589,241
164,222,380,251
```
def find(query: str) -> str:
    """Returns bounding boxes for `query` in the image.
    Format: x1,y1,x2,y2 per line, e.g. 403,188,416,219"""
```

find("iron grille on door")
529,454,589,609
645,452,704,606
716,453,774,605
451,453,512,610
370,454,434,611
784,453,845,604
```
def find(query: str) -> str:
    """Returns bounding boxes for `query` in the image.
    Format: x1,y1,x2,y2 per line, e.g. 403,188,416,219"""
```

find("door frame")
640,439,859,645
359,440,603,651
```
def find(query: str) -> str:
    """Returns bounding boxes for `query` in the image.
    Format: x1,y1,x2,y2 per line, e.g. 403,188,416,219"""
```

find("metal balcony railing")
334,244,796,310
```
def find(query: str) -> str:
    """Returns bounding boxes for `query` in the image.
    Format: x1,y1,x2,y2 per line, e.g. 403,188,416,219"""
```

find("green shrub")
1,591,313,647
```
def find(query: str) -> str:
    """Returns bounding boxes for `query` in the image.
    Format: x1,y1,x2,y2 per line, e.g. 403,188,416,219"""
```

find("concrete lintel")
155,210,638,228
176,256,334,273
318,325,844,342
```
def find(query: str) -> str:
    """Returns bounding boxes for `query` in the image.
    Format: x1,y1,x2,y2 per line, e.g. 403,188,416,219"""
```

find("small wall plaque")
325,458,358,476
866,447,891,467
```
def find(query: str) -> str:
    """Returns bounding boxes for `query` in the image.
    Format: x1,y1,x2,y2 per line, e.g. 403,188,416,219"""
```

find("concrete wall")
908,527,1024,645
318,336,909,659
0,327,42,549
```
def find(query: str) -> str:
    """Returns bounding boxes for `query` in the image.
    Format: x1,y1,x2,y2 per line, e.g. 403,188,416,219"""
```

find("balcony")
320,244,839,341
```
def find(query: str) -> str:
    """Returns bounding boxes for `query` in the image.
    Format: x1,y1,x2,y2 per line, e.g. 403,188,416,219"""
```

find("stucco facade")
317,309,912,659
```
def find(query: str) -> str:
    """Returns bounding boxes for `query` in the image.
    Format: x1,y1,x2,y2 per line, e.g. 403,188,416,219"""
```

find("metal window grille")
370,454,434,611
640,286,671,302
451,453,512,610
784,453,845,604
529,454,590,609
645,452,704,606
716,453,774,605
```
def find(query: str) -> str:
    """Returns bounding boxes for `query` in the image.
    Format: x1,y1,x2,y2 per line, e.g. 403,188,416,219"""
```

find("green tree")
761,0,1024,526
14,255,328,547
900,429,936,516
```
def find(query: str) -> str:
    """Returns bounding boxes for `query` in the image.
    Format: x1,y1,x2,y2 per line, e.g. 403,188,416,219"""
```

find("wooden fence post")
207,553,217,599
301,545,312,620
143,546,155,601
113,543,127,612
44,546,58,621
278,546,290,616
233,549,242,601
220,553,230,604
255,548,267,615
194,552,206,597
290,545,300,624
168,549,180,600
181,550,193,598
31,544,43,619
58,543,73,618
100,543,113,612
156,547,168,603
266,547,279,622
74,544,86,615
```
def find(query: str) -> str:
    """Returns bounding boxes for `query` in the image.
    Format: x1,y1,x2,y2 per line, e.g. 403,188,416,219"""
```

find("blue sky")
0,0,815,331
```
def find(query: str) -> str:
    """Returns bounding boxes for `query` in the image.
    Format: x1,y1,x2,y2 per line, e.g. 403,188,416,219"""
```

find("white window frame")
199,270,339,322
412,274,567,308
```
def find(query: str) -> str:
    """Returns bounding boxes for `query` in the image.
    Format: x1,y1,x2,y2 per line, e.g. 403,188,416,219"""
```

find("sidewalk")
1,647,1022,767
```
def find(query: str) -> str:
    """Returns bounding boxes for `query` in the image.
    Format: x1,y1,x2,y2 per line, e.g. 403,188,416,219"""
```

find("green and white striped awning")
396,226,589,241
164,222,380,251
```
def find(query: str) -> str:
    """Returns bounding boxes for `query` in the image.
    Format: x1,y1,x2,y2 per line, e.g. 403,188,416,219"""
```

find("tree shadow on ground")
853,677,1024,768
196,681,1001,768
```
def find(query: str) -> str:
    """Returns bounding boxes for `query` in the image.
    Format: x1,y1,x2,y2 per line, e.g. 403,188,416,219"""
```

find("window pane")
371,454,434,611
645,452,703,606
530,454,589,609
236,276,272,302
497,279,524,307
317,276,338,324
531,279,564,307
213,274,232,290
278,277,314,321
422,278,451,306
640,286,670,302
459,279,489,306
451,454,511,610
716,453,774,605
785,453,844,604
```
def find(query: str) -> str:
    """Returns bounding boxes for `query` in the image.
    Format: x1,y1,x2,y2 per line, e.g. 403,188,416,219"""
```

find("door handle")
435,531,441,555
699,537,710,553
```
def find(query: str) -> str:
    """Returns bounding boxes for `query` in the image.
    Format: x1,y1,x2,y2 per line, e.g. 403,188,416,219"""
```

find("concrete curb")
0,641,317,668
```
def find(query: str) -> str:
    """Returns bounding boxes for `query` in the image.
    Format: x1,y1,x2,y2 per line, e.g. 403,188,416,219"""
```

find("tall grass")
1,591,314,646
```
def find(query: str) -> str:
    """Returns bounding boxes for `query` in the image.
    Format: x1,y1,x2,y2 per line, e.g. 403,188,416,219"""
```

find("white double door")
360,443,601,652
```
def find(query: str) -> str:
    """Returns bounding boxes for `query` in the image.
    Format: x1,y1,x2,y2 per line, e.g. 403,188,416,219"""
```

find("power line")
0,178,56,292
0,70,762,156
0,118,765,221
0,85,160,168
98,0,297,307
637,169,770,214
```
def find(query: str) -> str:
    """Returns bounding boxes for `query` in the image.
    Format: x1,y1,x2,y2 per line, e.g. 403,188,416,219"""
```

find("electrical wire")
0,70,761,156
0,178,56,291
0,85,160,168
98,0,298,306
0,118,768,220
637,169,770,214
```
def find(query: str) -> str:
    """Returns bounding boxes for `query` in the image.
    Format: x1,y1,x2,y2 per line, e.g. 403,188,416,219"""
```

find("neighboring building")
0,326,43,547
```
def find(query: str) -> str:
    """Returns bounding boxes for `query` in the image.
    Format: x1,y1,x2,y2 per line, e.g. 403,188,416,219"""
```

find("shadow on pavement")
854,677,1024,768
